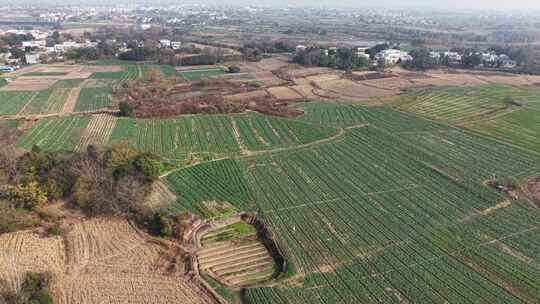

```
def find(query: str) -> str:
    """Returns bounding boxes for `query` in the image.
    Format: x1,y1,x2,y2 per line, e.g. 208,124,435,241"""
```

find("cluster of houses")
0,29,105,69
294,43,518,69
430,50,516,68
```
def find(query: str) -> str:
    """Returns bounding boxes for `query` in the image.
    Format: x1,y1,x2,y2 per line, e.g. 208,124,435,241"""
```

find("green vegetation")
201,222,256,243
75,87,113,112
20,89,70,115
51,79,84,88
24,71,68,76
395,85,540,123
0,91,35,115
242,106,540,303
395,85,540,152
1,272,54,304
166,159,254,215
18,116,90,152
109,113,337,161
202,275,240,303
177,67,227,80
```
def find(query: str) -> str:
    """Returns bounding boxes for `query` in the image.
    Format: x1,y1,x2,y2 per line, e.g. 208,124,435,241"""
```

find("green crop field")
90,62,177,81
75,87,113,112
394,86,540,153
109,113,337,161
149,103,540,304
20,88,70,115
51,79,85,88
395,85,540,123
166,159,255,214
18,116,90,152
177,67,228,80
0,91,36,115
24,71,69,76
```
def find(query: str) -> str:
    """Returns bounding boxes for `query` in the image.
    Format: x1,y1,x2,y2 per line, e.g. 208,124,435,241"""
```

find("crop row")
241,109,540,303
74,87,113,112
0,91,36,115
18,116,90,151
108,113,337,161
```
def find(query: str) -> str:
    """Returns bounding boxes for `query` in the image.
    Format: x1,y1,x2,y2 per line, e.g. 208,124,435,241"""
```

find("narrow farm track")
62,87,81,113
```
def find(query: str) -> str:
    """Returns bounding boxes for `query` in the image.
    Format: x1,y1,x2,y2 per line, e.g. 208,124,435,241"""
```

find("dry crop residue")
0,218,217,304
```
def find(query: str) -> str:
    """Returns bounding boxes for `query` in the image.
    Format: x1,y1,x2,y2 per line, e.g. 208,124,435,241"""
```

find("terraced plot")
197,222,275,287
74,87,113,112
0,91,35,116
18,116,90,152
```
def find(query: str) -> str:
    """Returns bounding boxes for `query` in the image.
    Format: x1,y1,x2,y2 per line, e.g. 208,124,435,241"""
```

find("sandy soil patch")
0,78,58,91
224,90,269,102
290,84,318,99
318,79,397,99
286,67,333,78
306,73,341,87
62,88,81,113
267,86,303,100
251,71,288,86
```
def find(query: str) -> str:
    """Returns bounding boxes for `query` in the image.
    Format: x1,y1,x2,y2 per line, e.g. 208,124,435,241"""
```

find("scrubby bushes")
2,272,54,304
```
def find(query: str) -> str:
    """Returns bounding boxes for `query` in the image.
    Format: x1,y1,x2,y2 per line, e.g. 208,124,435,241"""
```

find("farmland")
18,116,90,152
0,91,35,115
3,59,540,304
19,88,70,115
108,113,337,161
177,67,228,80
239,107,540,304
395,85,540,153
74,87,113,112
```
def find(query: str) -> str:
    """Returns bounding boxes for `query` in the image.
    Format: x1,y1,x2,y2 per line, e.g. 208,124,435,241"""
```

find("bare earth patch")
0,218,217,304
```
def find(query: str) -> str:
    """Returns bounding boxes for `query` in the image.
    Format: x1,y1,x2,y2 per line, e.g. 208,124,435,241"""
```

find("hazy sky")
3,0,540,11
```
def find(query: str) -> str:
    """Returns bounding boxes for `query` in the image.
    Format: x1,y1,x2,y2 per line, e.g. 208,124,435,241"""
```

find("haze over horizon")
2,0,540,11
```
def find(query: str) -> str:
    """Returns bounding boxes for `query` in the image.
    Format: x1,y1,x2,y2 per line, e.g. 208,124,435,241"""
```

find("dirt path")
240,126,346,158
230,116,251,156
62,87,81,113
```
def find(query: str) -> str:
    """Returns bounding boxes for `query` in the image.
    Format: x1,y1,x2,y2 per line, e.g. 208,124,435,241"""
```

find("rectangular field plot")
232,114,338,151
19,88,70,115
109,115,240,160
177,67,227,80
51,79,85,88
166,159,255,215
299,102,443,132
18,116,90,152
0,91,35,115
89,64,140,80
241,111,540,304
74,87,113,112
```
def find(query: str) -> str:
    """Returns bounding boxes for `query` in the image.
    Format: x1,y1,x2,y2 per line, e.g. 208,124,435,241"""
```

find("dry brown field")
0,218,216,304
267,86,303,100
